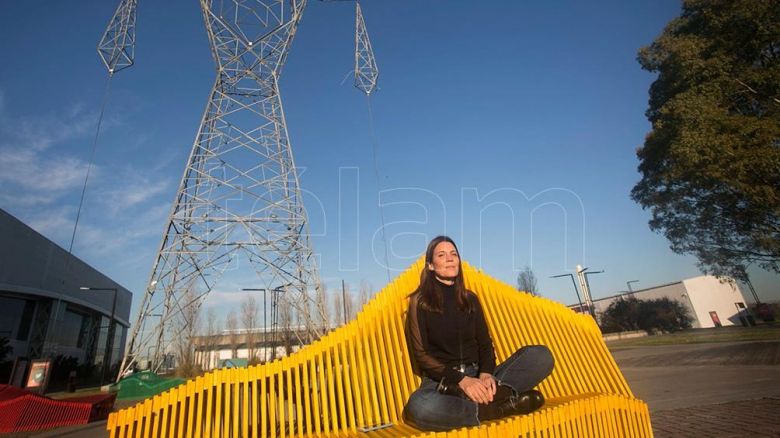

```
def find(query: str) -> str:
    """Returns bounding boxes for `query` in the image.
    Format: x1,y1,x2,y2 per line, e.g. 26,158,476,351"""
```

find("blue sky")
1,0,777,324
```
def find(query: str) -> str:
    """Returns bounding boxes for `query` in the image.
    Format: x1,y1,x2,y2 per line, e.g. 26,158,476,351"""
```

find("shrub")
600,297,692,334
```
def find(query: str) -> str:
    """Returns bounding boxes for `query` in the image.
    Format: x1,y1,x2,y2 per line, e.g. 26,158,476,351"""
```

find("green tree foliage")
599,297,642,333
600,297,692,334
632,0,780,280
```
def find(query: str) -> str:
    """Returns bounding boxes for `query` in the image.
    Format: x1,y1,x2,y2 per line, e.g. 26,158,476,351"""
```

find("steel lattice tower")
97,0,137,75
119,0,327,378
354,1,378,95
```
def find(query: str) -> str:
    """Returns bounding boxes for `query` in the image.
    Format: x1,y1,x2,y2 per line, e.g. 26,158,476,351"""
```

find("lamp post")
242,288,267,361
270,285,290,360
550,273,583,313
582,270,604,318
80,286,118,385
626,280,639,294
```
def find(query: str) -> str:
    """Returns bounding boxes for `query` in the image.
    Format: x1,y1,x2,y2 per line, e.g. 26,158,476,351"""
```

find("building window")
59,309,88,348
0,296,32,340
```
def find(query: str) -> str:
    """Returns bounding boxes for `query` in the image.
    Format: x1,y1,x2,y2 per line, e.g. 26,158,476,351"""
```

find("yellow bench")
108,260,652,437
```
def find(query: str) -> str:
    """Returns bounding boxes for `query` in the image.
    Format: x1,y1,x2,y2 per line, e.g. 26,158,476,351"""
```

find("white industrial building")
586,275,749,328
193,327,309,370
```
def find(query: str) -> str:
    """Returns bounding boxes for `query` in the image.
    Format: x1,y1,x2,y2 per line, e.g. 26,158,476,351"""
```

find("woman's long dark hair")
416,235,473,313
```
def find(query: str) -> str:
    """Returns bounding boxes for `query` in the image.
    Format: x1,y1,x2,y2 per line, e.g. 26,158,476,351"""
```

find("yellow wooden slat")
193,376,204,438
150,396,160,438
241,367,249,438
307,353,321,436
259,360,268,438
268,361,278,438
214,368,231,438
324,345,339,434
336,331,357,432
367,313,391,424
331,334,349,432
285,360,294,437
292,361,304,437
231,368,240,438
299,351,313,436
346,332,366,428
379,304,403,421
204,372,214,438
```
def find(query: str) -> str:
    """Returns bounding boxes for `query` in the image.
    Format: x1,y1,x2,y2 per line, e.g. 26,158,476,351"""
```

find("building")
0,209,132,383
193,326,312,370
581,275,749,329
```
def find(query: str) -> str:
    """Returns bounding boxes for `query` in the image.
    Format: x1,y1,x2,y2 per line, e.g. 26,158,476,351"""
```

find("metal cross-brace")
118,0,327,380
97,0,138,75
354,1,379,95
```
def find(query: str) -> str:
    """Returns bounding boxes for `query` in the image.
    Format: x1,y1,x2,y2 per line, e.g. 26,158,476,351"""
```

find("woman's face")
428,241,460,279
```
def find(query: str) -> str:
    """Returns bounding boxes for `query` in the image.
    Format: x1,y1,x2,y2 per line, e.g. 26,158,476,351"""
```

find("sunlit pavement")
614,340,780,437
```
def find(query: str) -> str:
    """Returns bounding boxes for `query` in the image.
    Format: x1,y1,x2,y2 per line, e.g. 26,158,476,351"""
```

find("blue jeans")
403,345,554,432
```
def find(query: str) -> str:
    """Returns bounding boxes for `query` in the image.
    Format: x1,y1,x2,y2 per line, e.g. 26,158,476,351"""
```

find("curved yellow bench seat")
107,260,652,437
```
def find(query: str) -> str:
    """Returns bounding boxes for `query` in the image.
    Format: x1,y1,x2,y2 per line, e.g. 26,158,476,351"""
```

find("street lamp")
626,280,639,294
550,273,583,313
582,270,604,318
270,284,291,360
80,286,118,385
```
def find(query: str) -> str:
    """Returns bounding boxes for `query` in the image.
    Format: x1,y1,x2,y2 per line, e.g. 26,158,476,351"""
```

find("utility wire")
69,75,113,254
366,94,391,283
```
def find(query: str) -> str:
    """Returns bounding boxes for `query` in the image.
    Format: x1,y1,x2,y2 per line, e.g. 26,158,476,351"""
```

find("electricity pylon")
97,0,137,75
118,0,327,379
354,1,379,95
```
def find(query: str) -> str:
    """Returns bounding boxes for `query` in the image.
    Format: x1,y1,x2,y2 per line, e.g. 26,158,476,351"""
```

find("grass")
606,324,780,348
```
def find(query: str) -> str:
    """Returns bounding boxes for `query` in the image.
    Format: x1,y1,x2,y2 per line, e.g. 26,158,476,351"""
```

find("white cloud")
0,97,105,208
0,147,93,194
0,192,58,207
24,205,76,245
98,169,171,215
14,104,98,152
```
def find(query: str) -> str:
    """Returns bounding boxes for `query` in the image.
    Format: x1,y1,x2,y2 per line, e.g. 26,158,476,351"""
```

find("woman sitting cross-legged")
403,235,554,432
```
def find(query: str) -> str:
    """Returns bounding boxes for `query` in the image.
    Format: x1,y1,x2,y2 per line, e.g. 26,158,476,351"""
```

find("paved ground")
651,397,780,438
612,340,780,437
16,339,780,437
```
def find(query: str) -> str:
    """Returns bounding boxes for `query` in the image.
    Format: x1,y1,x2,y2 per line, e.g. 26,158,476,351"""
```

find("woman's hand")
479,373,497,398
458,376,493,404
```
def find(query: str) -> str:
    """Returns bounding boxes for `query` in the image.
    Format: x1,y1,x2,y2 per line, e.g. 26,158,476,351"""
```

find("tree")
225,311,239,359
174,288,202,377
332,288,343,327
202,308,221,370
278,298,294,357
516,266,539,296
241,294,259,362
344,283,355,321
316,283,330,332
638,298,693,333
599,297,642,333
633,0,780,280
358,280,372,310
331,283,354,326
